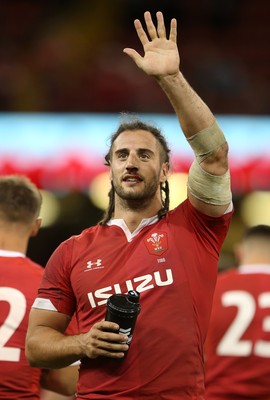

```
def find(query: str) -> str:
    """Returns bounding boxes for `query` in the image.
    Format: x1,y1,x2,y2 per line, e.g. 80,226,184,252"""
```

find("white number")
254,292,270,356
217,290,270,357
0,287,27,361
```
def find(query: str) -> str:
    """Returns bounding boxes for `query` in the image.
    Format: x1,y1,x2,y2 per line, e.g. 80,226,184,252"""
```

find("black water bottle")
105,290,141,349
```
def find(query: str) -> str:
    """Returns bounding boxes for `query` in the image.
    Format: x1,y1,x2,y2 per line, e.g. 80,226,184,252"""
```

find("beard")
113,177,161,210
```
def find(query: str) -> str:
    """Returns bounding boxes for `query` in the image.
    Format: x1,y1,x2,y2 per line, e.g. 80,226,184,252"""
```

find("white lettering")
134,274,154,293
154,269,173,286
95,286,113,306
126,280,134,292
113,283,122,294
157,258,166,263
87,292,96,308
87,269,174,309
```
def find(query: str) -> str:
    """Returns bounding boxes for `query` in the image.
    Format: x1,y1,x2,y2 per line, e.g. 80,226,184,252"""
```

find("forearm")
26,326,83,369
26,317,129,367
156,71,215,138
157,71,231,214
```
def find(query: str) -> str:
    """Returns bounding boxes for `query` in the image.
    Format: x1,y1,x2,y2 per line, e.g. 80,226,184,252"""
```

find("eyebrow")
114,148,155,155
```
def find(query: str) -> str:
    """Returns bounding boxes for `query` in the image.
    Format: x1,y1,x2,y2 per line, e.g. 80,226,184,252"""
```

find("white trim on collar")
238,264,270,275
0,249,25,258
107,215,158,242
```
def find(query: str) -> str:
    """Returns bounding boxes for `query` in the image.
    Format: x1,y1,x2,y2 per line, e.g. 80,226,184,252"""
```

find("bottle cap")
127,290,140,303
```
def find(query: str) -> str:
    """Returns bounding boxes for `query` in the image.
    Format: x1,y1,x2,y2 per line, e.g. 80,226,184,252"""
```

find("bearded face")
111,168,162,205
109,130,168,210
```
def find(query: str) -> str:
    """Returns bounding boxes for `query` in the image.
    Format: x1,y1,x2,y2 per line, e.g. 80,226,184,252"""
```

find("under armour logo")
85,259,104,271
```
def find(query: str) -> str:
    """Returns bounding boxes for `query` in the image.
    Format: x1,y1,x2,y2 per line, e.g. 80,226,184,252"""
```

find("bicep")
188,189,231,216
28,308,71,334
187,145,231,217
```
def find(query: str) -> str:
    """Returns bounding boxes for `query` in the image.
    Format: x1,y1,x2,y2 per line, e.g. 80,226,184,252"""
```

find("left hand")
123,11,180,78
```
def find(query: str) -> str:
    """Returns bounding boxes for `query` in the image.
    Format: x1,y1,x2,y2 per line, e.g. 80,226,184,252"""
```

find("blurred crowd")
0,0,269,115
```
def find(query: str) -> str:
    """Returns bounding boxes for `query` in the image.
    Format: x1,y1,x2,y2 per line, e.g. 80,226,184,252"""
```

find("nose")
126,152,139,169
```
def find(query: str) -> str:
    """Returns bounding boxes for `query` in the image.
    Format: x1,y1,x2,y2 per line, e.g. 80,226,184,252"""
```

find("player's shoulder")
57,225,101,252
215,268,239,288
24,257,44,276
169,198,232,223
69,224,100,243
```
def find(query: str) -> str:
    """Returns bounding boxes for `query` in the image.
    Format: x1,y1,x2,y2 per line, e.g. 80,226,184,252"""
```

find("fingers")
133,11,176,43
123,47,141,63
85,321,129,359
144,11,158,40
133,11,165,46
169,17,177,43
90,338,128,359
94,331,129,358
134,18,149,46
156,11,166,39
93,320,125,338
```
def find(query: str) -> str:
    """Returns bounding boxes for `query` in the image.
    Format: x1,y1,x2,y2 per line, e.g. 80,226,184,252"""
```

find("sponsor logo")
84,259,104,272
145,232,168,255
87,268,173,308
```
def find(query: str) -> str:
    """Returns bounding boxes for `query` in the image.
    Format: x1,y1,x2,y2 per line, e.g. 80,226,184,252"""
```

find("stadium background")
0,0,269,269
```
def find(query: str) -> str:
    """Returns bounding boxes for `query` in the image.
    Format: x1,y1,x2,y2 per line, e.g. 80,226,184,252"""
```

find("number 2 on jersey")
0,287,27,361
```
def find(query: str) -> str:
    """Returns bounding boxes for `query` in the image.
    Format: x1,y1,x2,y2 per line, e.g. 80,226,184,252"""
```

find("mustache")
122,173,143,182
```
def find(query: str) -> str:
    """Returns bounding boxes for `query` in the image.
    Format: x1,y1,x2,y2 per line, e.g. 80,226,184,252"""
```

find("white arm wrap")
188,160,232,206
187,120,226,164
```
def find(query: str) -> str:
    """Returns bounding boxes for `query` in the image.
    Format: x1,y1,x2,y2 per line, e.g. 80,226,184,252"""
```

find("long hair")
99,117,171,225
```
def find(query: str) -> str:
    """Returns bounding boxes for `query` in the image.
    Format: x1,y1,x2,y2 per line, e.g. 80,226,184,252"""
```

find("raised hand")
123,11,180,78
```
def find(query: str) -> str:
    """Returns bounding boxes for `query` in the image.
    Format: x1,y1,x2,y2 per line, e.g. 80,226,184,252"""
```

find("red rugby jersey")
0,251,43,399
205,264,270,399
35,199,232,399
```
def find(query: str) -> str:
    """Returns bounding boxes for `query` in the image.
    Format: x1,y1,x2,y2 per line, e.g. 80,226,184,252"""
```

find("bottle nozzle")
127,290,140,303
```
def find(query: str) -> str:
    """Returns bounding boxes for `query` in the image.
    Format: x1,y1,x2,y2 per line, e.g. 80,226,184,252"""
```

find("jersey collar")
238,264,270,274
0,249,25,258
107,215,158,242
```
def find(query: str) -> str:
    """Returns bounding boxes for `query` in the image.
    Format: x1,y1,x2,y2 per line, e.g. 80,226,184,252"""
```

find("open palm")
124,11,180,78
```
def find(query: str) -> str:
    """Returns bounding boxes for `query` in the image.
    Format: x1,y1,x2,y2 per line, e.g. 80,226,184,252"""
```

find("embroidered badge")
145,232,168,255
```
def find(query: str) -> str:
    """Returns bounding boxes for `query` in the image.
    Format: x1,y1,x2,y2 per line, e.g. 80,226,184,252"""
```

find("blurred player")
0,175,78,399
205,225,270,399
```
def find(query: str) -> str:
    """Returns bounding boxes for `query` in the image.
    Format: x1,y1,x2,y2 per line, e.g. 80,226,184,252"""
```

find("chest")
70,224,197,312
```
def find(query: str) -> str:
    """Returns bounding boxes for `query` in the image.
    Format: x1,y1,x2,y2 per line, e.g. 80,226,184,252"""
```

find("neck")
241,257,270,265
0,227,28,254
113,196,162,233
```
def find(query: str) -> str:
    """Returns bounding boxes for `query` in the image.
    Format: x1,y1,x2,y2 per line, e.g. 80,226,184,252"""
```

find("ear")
30,217,42,237
160,162,169,183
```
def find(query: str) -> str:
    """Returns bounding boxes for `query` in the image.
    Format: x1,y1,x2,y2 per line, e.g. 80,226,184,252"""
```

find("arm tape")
187,160,232,206
187,120,227,164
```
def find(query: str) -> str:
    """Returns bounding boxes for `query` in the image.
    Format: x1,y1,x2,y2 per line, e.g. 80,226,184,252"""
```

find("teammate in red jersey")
0,175,78,400
26,11,233,399
205,225,270,399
